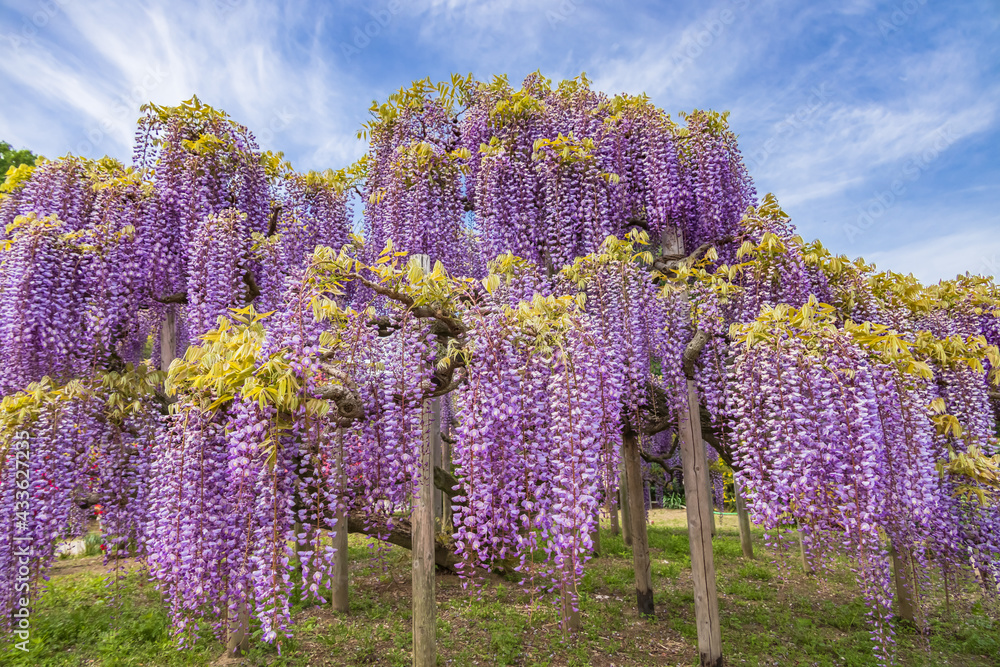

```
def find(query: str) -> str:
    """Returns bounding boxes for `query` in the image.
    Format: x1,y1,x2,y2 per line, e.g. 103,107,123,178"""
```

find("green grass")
2,513,997,666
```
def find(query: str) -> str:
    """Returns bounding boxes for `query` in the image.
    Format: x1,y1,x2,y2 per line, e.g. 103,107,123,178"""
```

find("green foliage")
357,73,475,141
937,445,1000,505
0,362,163,460
0,140,38,185
7,524,999,666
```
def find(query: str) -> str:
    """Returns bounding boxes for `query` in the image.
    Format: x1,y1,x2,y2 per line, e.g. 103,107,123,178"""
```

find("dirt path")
49,555,141,578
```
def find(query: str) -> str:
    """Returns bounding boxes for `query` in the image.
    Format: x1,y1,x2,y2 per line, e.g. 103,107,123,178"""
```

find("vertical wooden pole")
643,481,651,523
433,415,443,527
678,379,722,667
942,561,951,617
331,428,349,613
660,226,720,664
608,494,620,536
412,254,437,667
797,526,814,575
590,510,602,557
561,582,582,633
623,432,654,617
160,305,178,370
619,453,633,547
733,478,754,559
706,473,716,538
891,543,915,624
225,600,250,657
441,411,453,532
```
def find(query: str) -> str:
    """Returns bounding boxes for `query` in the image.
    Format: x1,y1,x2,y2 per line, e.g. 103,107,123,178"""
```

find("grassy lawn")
2,509,997,666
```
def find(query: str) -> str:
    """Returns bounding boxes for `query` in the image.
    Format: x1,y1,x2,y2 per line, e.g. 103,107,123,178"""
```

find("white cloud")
866,228,1000,283
750,39,999,213
0,0,361,169
0,0,996,271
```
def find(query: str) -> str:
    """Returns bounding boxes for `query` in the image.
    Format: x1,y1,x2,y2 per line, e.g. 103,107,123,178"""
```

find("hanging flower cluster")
727,298,1000,663
1,74,998,667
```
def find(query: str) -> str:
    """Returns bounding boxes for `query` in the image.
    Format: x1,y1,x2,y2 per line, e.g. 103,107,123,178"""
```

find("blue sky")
1,0,997,282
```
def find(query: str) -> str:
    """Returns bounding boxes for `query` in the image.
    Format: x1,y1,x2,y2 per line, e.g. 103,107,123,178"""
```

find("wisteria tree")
0,75,998,667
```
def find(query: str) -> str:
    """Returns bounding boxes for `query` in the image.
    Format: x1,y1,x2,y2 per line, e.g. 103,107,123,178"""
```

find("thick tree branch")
352,274,467,337
315,362,365,424
640,448,682,485
243,270,260,303
651,237,731,276
154,291,188,305
74,490,462,571
346,514,460,571
682,330,712,379
434,465,460,499
267,205,282,237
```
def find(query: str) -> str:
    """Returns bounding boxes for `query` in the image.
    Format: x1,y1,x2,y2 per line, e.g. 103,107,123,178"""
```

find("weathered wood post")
441,407,454,531
619,454,633,547
412,254,437,667
433,417,443,526
678,379,723,667
891,543,916,624
706,472,717,538
663,226,722,665
608,493,620,536
160,305,178,369
561,581,582,633
332,427,350,613
225,601,251,657
797,524,814,575
591,511,602,557
733,477,754,559
623,431,655,617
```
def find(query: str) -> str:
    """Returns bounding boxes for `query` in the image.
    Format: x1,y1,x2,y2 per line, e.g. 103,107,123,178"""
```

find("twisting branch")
154,291,188,305
243,269,260,303
153,268,259,307
427,365,467,398
316,361,365,424
351,273,467,337
640,448,682,485
682,330,713,379
651,237,732,276
624,214,650,231
370,316,401,337
434,465,460,499
266,204,282,237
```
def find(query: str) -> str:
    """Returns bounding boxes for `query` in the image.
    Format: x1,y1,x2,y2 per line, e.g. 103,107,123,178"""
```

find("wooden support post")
433,413,443,527
160,306,178,370
412,254,437,667
942,561,951,617
891,543,916,624
619,453,633,547
608,494,620,536
591,509,602,557
293,521,304,566
441,411,453,532
706,472,716,538
678,379,722,667
797,526,814,575
734,478,754,560
225,600,250,657
623,432,654,617
331,428,349,613
561,583,582,633
644,481,651,523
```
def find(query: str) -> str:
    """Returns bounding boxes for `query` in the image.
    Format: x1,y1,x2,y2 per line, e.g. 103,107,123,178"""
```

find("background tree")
0,141,37,177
